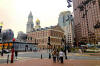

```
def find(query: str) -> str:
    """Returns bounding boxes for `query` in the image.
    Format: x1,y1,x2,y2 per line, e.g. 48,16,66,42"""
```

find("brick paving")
0,59,100,66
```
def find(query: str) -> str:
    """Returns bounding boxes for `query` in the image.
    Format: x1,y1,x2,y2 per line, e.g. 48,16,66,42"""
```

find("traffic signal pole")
48,36,51,59
11,38,15,63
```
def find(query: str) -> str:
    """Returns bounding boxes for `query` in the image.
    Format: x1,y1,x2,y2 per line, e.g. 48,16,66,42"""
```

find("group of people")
51,49,65,63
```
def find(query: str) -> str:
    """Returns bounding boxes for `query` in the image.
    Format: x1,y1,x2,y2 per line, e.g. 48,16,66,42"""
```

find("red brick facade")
73,0,100,44
27,26,64,48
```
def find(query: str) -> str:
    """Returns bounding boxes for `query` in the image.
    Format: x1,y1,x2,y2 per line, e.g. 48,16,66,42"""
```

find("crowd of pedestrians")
51,49,65,63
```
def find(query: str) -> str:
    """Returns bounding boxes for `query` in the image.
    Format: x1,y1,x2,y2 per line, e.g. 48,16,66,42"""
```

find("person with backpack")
56,49,59,62
52,49,56,63
59,49,64,63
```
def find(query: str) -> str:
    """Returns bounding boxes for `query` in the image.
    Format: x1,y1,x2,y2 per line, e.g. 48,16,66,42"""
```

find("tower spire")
28,11,33,18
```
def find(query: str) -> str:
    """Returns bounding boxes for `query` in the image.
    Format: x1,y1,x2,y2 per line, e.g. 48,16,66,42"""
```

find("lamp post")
64,38,67,59
35,39,36,45
67,0,72,8
0,22,3,56
62,37,67,59
48,36,51,59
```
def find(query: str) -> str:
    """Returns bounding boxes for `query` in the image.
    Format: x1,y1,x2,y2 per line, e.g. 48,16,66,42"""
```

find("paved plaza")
0,59,100,66
0,50,100,66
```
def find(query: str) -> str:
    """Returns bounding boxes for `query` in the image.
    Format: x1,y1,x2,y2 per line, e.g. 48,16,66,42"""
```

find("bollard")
1,52,3,56
41,54,42,59
7,54,9,64
49,53,51,59
65,56,67,59
1,49,3,56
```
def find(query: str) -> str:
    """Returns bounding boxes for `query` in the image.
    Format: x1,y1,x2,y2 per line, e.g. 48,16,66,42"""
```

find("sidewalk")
86,53,100,56
0,54,8,59
69,52,100,57
0,59,100,66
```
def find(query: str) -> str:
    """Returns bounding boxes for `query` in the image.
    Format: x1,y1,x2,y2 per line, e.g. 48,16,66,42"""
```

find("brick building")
27,26,64,49
94,22,100,43
73,0,100,45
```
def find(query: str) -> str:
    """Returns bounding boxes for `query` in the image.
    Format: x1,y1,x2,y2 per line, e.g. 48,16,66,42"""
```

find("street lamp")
0,22,3,56
35,39,36,45
64,41,67,59
62,37,67,59
48,36,51,59
67,0,72,8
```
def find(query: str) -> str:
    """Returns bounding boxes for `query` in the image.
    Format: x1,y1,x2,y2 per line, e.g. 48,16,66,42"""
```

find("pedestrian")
56,49,59,62
79,47,82,54
52,50,56,63
30,48,32,51
59,49,64,63
15,50,18,59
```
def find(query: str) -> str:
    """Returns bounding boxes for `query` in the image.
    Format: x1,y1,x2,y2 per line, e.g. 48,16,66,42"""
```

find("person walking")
15,50,18,59
52,50,56,63
59,49,64,63
56,49,59,62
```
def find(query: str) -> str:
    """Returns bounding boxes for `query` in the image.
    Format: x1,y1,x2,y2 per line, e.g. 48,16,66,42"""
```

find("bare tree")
17,31,27,42
2,29,14,42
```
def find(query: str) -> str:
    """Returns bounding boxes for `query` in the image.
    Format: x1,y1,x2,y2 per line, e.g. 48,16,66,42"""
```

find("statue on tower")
35,18,41,30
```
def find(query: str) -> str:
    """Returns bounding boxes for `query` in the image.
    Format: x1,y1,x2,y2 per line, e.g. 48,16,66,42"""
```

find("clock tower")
26,11,34,33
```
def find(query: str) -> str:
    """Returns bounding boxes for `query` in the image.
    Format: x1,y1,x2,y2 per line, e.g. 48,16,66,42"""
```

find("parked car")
86,44,95,48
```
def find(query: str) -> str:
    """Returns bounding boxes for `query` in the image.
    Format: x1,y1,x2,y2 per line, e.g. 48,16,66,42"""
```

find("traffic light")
0,29,1,33
48,43,50,45
48,37,50,45
62,38,64,42
48,37,50,43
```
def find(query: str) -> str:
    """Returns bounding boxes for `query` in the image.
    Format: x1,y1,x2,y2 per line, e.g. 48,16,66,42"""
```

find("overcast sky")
0,0,73,37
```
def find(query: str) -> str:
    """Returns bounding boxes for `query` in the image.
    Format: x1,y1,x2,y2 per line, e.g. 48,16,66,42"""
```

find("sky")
0,0,73,38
